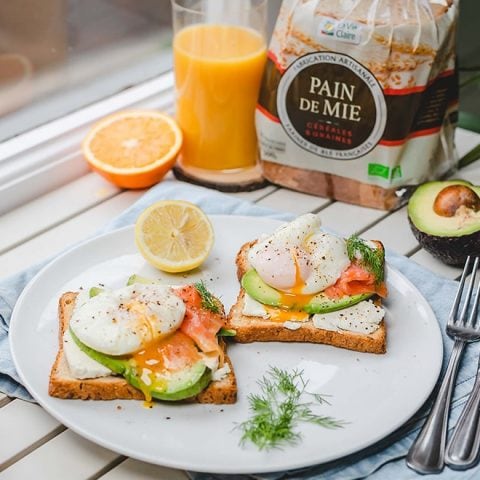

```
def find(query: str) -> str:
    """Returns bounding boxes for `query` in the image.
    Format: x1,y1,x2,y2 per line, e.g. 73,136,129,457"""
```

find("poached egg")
248,213,350,296
69,284,186,356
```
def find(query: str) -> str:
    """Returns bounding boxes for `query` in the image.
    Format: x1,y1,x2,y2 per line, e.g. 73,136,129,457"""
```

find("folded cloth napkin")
1,179,478,480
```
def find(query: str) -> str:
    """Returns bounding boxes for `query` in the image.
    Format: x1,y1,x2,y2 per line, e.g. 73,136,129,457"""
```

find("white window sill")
0,71,174,215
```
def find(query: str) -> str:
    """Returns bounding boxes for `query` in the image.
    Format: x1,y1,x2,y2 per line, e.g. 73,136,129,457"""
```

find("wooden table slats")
0,401,62,469
254,188,332,215
0,430,120,480
303,201,390,237
1,189,143,278
360,206,420,257
0,173,120,255
100,459,190,480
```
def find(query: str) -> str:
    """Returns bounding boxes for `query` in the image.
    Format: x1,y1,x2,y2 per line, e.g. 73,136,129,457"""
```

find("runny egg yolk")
265,307,310,323
267,252,315,322
129,331,201,403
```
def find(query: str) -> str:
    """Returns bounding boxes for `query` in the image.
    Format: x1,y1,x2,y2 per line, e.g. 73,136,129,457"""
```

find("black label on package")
276,52,387,160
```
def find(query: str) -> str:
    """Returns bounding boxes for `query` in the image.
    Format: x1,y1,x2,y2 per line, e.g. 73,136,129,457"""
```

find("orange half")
82,110,183,189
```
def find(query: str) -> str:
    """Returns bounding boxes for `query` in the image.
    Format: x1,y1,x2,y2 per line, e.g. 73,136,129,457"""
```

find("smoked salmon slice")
175,285,224,353
324,263,387,299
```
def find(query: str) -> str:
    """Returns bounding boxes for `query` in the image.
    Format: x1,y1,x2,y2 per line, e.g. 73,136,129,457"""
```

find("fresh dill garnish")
238,367,345,450
346,235,385,283
194,281,221,313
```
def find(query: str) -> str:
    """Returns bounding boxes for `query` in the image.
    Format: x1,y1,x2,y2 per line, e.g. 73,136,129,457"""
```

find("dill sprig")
346,235,385,283
238,367,345,450
194,281,221,314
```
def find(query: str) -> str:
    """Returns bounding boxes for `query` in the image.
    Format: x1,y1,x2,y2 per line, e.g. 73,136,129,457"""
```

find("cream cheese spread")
312,301,384,334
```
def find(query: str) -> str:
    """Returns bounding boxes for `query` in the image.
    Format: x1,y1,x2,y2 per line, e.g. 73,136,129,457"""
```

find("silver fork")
406,256,480,474
445,265,480,470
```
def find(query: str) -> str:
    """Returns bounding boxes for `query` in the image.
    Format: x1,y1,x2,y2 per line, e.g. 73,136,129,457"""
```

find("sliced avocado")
303,292,372,314
408,180,480,265
241,269,281,306
125,362,211,402
218,327,236,337
241,269,372,314
70,328,210,401
89,286,105,298
70,327,127,374
126,274,158,286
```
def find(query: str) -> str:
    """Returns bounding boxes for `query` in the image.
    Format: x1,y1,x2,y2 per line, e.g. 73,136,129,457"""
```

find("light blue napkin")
1,179,478,479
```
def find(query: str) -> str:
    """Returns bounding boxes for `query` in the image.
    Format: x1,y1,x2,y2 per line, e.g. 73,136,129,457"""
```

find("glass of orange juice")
171,0,267,191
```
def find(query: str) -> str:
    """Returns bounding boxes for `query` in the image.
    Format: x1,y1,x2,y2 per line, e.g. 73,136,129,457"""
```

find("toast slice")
226,241,387,354
49,292,237,403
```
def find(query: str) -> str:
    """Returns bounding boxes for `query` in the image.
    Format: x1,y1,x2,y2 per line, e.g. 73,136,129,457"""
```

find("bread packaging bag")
256,0,458,209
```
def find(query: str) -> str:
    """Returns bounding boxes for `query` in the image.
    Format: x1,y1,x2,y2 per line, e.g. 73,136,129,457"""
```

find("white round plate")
10,215,443,474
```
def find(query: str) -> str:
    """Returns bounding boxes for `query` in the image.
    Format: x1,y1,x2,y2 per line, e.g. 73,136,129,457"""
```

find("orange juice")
173,24,266,171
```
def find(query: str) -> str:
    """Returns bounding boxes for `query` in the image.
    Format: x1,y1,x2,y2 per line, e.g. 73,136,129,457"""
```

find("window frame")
0,72,175,215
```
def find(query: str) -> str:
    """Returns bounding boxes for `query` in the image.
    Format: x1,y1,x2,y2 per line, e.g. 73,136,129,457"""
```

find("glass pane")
0,0,173,142
1,0,476,145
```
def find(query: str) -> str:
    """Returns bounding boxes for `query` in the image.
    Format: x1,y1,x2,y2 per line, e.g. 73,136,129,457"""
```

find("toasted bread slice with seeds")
226,241,386,354
49,292,237,403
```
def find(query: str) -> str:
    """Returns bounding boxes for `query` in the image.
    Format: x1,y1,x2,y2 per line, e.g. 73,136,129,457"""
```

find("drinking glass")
171,0,267,191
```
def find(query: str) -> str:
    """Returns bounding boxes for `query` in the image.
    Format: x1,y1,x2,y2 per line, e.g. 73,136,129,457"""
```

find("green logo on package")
368,164,402,180
391,166,402,179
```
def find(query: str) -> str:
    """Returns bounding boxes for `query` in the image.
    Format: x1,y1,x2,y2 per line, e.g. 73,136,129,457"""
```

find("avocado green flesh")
88,287,105,298
241,269,373,314
70,328,127,375
218,327,236,337
408,180,480,237
303,292,372,314
125,367,212,401
69,328,210,401
126,274,158,286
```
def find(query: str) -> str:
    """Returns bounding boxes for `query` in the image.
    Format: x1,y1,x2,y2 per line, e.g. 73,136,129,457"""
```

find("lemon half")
135,200,214,272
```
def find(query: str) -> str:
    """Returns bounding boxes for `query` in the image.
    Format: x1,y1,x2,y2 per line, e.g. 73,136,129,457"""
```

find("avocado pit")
433,185,480,217
407,181,480,266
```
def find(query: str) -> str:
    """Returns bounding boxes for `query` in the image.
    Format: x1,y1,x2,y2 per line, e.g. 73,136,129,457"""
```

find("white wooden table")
0,127,479,479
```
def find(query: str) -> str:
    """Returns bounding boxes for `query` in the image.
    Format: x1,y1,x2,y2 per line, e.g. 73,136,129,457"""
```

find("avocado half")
407,180,480,266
